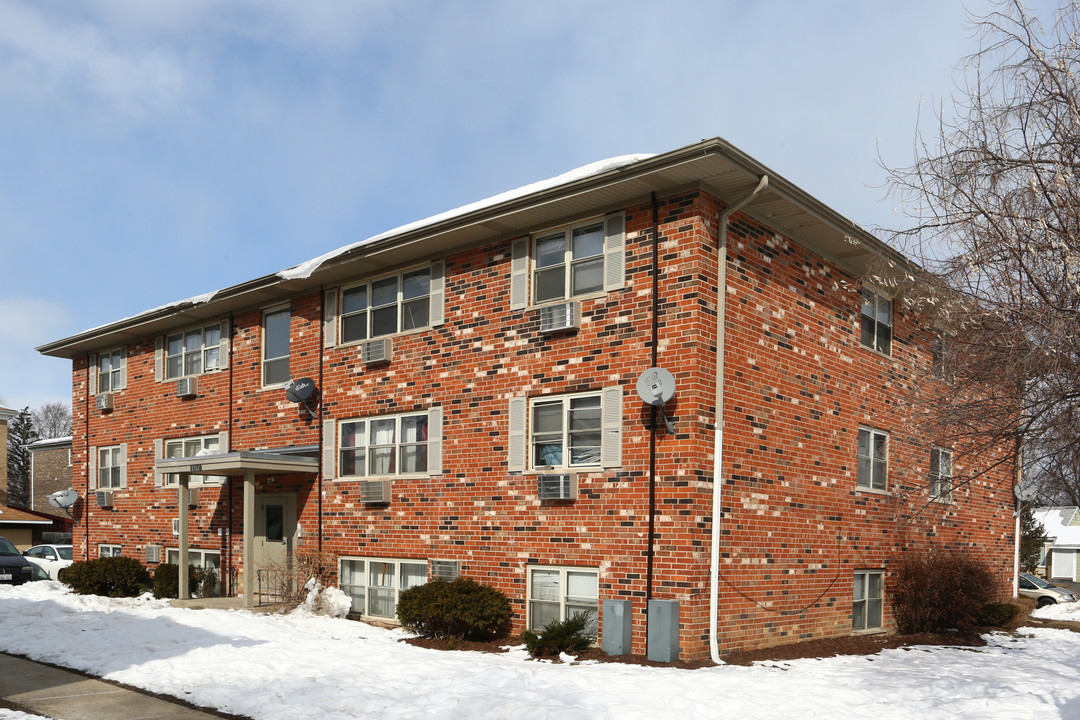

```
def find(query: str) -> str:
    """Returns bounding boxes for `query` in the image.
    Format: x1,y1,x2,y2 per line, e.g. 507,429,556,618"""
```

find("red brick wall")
68,188,1015,660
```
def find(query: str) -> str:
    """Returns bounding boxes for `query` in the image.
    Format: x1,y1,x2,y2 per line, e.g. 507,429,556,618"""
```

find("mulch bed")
403,596,1071,668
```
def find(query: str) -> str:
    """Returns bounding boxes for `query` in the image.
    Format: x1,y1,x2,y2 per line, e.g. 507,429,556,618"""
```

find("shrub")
152,563,216,599
395,577,511,641
521,611,594,657
891,550,998,634
980,602,1022,627
59,557,151,597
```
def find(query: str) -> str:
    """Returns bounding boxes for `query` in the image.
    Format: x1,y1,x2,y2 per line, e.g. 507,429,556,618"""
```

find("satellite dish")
636,368,676,406
285,378,318,404
47,489,79,509
1014,479,1038,503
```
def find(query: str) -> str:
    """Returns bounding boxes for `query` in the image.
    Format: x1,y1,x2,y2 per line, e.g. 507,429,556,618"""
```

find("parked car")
22,544,73,580
0,536,34,586
1018,572,1078,607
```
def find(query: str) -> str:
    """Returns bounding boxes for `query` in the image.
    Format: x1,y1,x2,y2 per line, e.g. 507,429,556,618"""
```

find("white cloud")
0,0,190,118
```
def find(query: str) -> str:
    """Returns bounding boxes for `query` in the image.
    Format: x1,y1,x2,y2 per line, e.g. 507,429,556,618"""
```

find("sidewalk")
0,653,240,720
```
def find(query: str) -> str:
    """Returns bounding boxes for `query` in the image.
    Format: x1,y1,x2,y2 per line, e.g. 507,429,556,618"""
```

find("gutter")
709,175,768,664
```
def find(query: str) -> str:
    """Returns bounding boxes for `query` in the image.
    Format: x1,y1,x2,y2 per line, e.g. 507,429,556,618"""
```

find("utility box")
647,599,680,663
601,599,633,656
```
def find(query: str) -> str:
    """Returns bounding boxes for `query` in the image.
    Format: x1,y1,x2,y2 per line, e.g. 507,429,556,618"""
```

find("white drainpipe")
710,175,768,664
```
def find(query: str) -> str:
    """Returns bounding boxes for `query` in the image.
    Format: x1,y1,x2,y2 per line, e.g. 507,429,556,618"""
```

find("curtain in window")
369,419,397,475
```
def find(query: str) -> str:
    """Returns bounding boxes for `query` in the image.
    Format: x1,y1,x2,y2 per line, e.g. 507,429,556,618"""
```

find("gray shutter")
601,386,623,468
155,337,164,382
324,289,338,348
206,431,229,486
510,238,529,310
508,397,526,472
322,419,336,480
118,347,127,390
154,439,164,487
218,431,229,453
119,443,128,488
218,319,230,370
427,406,443,474
429,260,446,326
89,446,98,490
604,212,626,291
88,354,98,396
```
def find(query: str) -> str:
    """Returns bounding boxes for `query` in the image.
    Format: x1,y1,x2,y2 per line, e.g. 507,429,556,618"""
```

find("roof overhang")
156,451,319,478
38,137,911,359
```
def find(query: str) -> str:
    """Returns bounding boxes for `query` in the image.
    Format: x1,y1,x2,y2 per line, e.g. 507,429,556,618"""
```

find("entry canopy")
156,450,319,478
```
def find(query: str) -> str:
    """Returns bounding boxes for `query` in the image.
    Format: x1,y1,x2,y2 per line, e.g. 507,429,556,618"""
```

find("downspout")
318,287,326,554
84,355,91,560
709,175,768,664
646,192,660,642
227,314,235,595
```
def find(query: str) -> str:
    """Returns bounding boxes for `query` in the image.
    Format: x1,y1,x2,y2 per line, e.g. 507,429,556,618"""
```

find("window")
166,548,221,596
97,445,124,489
852,570,883,631
98,544,122,558
527,566,599,636
163,435,223,487
340,267,432,344
508,388,622,473
339,411,432,478
857,427,888,491
166,323,223,379
533,220,605,303
929,447,953,501
531,394,602,469
932,333,955,382
860,289,892,355
97,348,126,392
339,557,427,619
262,307,291,386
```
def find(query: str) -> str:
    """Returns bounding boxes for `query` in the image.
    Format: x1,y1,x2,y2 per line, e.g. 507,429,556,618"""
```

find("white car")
1018,572,1077,607
22,544,73,580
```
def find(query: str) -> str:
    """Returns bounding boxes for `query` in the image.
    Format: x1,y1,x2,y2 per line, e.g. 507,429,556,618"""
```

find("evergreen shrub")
59,557,151,597
521,611,593,657
395,577,511,641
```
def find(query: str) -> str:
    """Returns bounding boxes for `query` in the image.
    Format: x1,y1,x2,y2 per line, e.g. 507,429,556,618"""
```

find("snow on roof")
1034,506,1080,546
27,436,73,449
74,154,654,335
277,154,655,282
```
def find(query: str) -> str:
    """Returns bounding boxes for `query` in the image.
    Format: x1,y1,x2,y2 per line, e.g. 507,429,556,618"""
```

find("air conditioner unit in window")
95,393,114,412
537,473,576,501
358,480,391,503
539,301,581,334
430,560,460,581
176,488,198,508
95,490,114,508
145,545,161,564
176,377,198,398
362,337,392,364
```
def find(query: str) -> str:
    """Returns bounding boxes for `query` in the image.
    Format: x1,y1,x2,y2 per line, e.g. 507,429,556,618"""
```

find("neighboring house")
36,138,1016,661
1034,506,1080,581
0,504,58,550
27,436,74,519
0,405,16,506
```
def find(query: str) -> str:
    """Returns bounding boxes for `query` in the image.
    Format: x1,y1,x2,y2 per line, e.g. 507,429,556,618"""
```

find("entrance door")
254,494,297,598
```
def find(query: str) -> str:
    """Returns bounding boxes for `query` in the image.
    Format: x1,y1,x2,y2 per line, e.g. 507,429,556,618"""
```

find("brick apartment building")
37,138,1016,661
0,405,15,506
27,436,75,521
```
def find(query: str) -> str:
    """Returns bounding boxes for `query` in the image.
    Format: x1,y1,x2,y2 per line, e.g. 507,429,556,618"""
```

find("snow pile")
294,578,352,618
2,582,1080,719
1031,599,1080,621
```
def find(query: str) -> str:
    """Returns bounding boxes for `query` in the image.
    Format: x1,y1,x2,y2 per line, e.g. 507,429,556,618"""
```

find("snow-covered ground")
1,582,1079,720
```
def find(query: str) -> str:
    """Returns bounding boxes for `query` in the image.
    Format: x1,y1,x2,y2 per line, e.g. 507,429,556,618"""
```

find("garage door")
1051,549,1077,580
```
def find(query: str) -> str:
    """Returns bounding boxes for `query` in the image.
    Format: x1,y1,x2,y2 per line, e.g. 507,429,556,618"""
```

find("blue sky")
0,0,1053,412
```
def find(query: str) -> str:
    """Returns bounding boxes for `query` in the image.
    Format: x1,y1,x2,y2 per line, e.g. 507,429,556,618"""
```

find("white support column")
178,475,190,600
243,470,255,609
